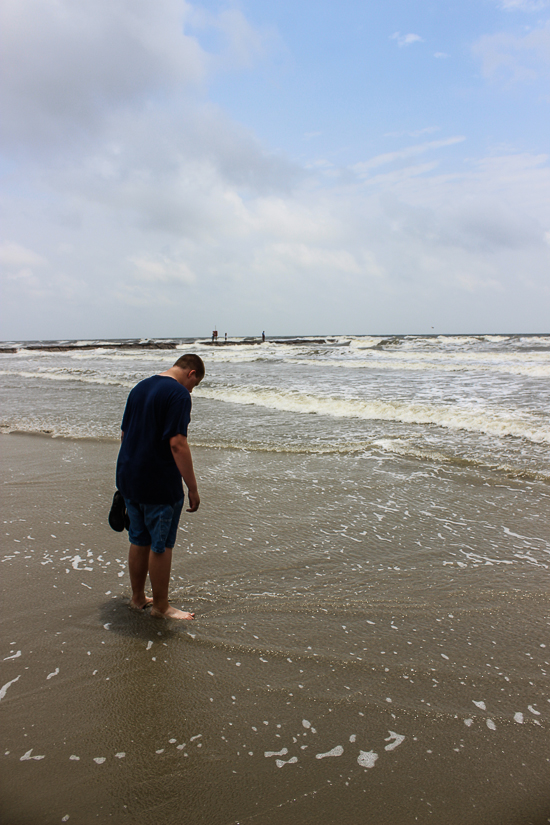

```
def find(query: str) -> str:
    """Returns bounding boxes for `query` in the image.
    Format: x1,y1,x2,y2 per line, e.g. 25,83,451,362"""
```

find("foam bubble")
275,756,298,768
384,731,405,751
357,750,378,769
316,746,344,759
20,749,45,761
265,748,288,758
0,675,21,701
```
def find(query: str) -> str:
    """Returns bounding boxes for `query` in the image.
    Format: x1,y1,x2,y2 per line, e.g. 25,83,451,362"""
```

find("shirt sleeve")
161,386,191,440
120,390,133,432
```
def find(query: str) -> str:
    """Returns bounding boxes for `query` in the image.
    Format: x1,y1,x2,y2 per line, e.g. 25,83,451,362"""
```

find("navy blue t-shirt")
116,375,192,504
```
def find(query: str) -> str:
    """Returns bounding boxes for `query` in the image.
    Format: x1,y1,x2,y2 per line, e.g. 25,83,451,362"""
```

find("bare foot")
151,605,195,620
129,597,153,610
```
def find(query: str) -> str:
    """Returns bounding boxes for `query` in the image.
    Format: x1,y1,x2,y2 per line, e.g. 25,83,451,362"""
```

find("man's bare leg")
128,544,154,609
148,547,194,620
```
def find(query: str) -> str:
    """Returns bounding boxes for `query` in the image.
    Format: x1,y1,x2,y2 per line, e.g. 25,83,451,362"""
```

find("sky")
1,0,549,340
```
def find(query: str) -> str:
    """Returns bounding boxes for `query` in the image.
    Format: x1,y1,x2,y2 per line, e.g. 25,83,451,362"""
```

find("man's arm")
169,434,200,512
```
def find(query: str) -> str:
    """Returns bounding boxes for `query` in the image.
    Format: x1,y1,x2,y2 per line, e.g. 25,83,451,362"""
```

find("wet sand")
1,433,549,825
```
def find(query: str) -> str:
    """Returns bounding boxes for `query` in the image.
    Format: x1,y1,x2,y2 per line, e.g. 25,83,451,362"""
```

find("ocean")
1,333,549,475
1,333,549,824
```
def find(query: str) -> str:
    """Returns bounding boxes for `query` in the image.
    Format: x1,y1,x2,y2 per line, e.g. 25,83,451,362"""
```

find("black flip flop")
108,490,128,532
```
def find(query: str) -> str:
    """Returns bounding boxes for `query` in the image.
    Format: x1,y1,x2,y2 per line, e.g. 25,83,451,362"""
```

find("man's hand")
170,433,200,512
186,488,200,512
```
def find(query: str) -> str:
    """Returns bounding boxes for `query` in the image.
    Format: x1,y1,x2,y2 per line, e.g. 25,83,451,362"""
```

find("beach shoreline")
1,432,549,824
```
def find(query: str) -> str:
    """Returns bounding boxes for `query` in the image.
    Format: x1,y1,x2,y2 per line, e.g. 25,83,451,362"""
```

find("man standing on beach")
115,353,205,620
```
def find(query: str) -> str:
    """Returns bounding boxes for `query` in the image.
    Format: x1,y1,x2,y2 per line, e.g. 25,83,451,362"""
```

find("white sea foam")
20,749,45,761
315,746,344,759
275,756,298,768
357,750,378,768
265,748,288,758
384,731,405,751
71,555,93,571
0,675,20,701
0,369,134,389
292,351,550,378
195,386,550,444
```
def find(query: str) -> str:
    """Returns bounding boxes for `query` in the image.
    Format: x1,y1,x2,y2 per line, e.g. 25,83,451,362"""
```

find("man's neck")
159,367,182,383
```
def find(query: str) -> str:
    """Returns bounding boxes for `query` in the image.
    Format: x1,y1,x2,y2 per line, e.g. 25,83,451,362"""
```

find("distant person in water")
262,331,265,342
115,353,205,620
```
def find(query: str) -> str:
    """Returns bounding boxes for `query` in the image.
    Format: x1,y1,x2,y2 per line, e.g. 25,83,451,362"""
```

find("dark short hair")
173,353,205,380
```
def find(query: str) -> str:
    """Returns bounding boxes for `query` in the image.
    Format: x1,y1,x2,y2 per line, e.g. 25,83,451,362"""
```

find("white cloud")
0,242,46,269
5,148,549,335
188,6,275,71
267,243,363,274
353,137,466,176
130,255,196,285
358,162,441,189
0,1,549,337
0,0,272,149
434,52,449,59
496,0,550,10
390,32,424,47
473,21,550,84
384,127,440,138
0,1,197,143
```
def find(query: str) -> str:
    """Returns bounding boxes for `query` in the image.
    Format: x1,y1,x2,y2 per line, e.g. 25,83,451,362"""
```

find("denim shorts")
124,498,184,554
